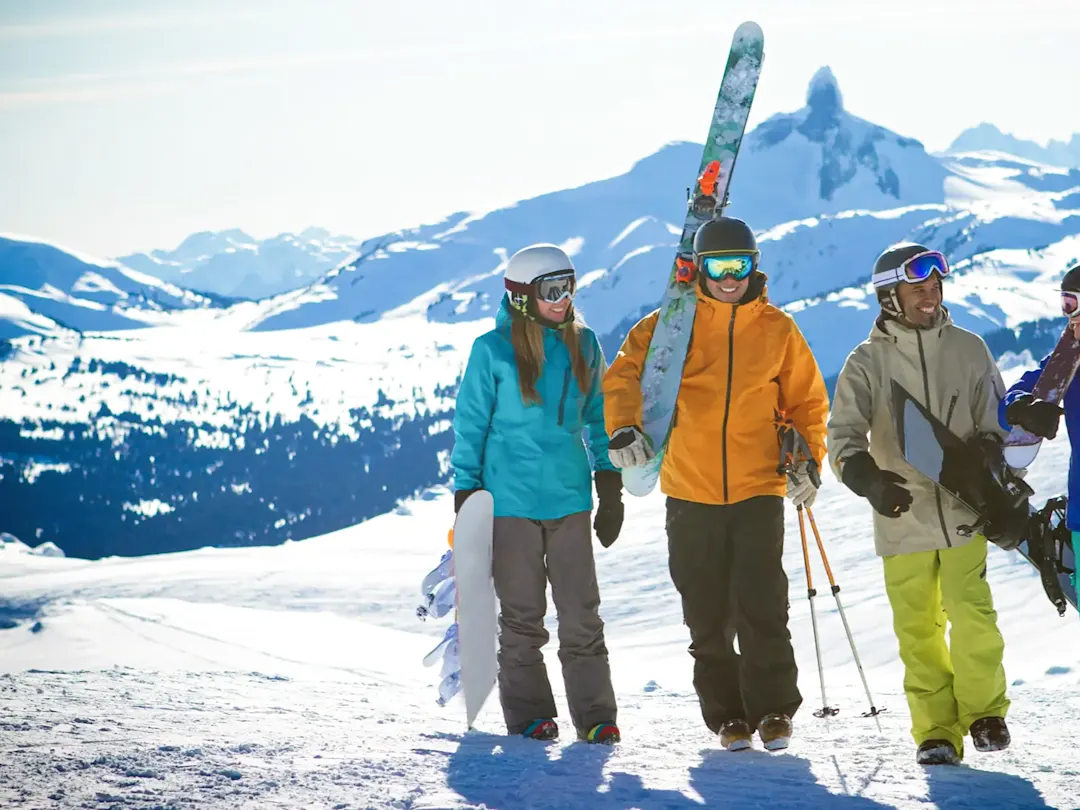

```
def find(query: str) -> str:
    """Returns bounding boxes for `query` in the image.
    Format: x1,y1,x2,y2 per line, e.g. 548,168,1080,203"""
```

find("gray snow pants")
492,511,617,736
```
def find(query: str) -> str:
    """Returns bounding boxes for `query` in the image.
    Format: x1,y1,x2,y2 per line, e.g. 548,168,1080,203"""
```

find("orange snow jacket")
602,276,829,505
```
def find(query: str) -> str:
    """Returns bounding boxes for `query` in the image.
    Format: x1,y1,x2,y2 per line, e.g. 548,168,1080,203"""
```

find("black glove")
952,434,1030,551
841,451,913,519
940,440,988,497
983,500,1029,551
593,470,624,548
1005,394,1064,439
454,489,478,514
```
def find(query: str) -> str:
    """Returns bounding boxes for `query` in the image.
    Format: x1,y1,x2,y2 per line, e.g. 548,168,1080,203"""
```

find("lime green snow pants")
882,536,1009,756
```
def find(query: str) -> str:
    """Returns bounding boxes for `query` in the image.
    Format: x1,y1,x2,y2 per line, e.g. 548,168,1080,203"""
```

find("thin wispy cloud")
0,26,705,109
0,9,262,40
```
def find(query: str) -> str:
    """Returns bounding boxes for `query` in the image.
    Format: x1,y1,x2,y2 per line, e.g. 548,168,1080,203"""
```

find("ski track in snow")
2,420,1080,807
2,670,1079,810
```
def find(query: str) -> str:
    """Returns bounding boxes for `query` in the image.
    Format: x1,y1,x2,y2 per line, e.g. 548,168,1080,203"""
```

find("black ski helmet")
1060,264,1080,293
693,217,759,265
871,242,943,317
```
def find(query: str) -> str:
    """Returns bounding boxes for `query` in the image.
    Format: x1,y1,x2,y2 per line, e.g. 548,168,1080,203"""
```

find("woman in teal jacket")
451,243,623,745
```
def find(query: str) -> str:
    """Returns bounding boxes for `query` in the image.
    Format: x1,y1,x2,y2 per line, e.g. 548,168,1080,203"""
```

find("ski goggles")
534,271,575,303
872,250,950,289
1061,291,1080,318
699,252,757,281
505,270,576,304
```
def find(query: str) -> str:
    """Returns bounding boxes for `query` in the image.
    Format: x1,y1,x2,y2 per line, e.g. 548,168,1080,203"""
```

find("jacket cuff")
839,451,878,498
594,469,623,502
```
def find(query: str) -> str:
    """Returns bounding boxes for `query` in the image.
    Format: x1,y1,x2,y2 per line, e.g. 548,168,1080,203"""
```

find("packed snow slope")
1,402,1079,808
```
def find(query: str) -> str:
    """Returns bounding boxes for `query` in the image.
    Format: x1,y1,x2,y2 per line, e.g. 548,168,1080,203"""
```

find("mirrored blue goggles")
1061,291,1079,318
900,250,950,283
534,271,575,303
700,253,755,281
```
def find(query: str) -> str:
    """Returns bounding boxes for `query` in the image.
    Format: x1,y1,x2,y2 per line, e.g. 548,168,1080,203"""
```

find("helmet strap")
508,290,530,315
884,288,902,318
506,292,571,330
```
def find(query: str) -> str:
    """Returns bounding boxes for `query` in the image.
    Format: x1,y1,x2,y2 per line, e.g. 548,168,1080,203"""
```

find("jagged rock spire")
807,66,843,115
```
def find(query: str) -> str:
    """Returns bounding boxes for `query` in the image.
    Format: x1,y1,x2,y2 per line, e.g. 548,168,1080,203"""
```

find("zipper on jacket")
557,367,571,426
945,393,959,427
916,331,952,547
720,306,737,502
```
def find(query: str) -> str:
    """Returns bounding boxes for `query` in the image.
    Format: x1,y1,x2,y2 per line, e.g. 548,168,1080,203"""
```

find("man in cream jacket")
827,242,1011,766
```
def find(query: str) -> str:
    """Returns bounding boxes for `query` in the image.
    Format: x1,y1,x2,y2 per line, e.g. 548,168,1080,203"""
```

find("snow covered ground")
2,411,1080,807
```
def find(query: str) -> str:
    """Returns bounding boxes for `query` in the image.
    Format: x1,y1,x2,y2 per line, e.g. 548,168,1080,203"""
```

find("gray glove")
607,426,654,469
786,460,818,508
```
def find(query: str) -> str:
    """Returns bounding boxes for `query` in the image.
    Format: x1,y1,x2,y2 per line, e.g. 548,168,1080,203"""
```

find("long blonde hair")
509,308,591,406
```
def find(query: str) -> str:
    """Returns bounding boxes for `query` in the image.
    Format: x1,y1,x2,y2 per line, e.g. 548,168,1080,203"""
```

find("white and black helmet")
504,243,577,318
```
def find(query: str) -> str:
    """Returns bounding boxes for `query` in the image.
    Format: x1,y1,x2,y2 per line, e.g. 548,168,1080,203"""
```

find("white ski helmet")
504,244,575,286
504,243,576,320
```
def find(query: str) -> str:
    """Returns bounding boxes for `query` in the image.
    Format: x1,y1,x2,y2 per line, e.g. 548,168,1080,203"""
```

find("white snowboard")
453,489,498,729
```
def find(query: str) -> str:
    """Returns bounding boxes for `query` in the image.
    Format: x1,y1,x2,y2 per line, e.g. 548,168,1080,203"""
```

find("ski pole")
798,504,836,718
805,506,884,727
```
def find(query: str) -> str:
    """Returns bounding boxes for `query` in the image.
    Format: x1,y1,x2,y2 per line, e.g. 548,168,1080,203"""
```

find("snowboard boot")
521,719,558,741
916,739,961,765
718,719,753,752
970,717,1010,752
581,722,620,745
757,714,792,752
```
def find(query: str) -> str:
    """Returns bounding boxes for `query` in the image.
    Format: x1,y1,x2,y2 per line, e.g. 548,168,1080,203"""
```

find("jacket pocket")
557,368,572,427
944,391,960,428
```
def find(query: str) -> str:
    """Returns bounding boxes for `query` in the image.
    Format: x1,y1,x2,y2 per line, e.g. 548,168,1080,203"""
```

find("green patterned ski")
623,21,764,497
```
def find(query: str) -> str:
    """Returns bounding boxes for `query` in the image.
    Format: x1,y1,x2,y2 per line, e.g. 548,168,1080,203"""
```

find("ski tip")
734,20,764,40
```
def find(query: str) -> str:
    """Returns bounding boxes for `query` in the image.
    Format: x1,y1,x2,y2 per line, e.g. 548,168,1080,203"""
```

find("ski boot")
521,719,558,741
718,719,753,752
917,739,961,765
757,714,792,752
970,717,1010,752
581,722,620,745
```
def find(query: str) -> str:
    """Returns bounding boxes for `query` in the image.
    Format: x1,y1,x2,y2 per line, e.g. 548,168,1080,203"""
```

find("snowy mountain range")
0,235,227,338
2,66,1080,559
117,227,360,300
949,122,1080,169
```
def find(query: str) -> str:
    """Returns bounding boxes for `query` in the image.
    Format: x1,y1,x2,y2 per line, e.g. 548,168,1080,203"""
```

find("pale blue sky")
2,0,1079,257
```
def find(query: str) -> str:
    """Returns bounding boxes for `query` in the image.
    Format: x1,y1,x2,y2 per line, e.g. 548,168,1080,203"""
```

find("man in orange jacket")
602,217,829,752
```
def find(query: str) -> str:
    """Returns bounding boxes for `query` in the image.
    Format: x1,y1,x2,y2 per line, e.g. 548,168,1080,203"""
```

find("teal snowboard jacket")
451,298,616,520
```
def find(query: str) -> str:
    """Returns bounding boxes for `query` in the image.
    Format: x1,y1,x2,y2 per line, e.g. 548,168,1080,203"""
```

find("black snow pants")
666,494,802,731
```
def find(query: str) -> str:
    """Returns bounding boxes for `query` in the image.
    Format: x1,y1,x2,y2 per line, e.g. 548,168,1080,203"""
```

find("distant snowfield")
2,433,1079,807
0,314,492,434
